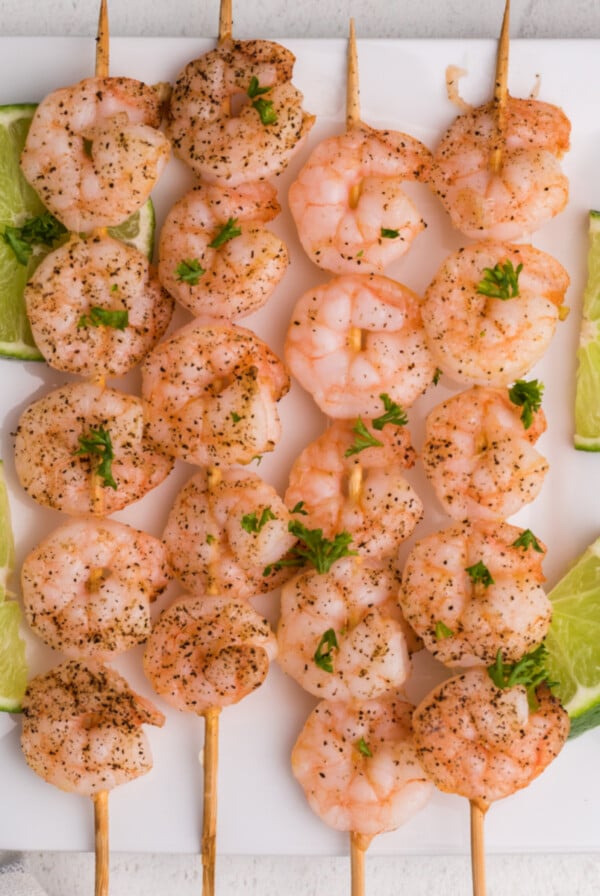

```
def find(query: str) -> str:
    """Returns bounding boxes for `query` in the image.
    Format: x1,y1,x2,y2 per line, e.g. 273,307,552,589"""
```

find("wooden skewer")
346,18,361,129
95,0,110,79
489,0,511,174
201,706,221,896
350,831,372,896
219,0,233,43
470,798,489,896
93,791,110,896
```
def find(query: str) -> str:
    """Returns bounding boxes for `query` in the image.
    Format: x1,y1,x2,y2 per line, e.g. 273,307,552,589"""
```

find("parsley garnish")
357,737,372,757
476,260,523,299
206,534,216,544
433,367,443,385
176,258,205,285
487,644,556,707
434,620,454,640
77,307,129,330
465,560,494,588
230,411,242,423
2,211,66,265
241,507,276,534
263,521,356,576
344,418,383,457
74,426,117,490
380,227,400,239
247,77,278,125
247,76,271,98
208,217,242,249
372,393,408,430
291,501,308,515
512,529,544,553
314,628,339,672
508,379,544,430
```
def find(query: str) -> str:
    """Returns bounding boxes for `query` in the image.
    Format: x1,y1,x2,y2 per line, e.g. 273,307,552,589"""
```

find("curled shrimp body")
285,419,422,560
278,557,411,702
143,594,277,714
21,518,170,660
158,181,288,320
21,77,170,232
285,274,435,418
162,467,298,600
292,694,433,836
141,320,289,466
14,381,173,516
422,386,548,522
399,521,551,667
412,668,569,806
168,38,314,185
25,234,174,377
21,660,165,795
289,124,431,274
421,241,570,386
431,97,570,240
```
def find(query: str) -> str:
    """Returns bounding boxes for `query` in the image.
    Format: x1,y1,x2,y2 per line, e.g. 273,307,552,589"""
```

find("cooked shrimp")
422,386,548,521
158,181,288,320
21,518,170,660
400,520,551,667
14,381,173,516
168,38,314,185
163,466,297,600
21,76,170,232
21,659,165,795
292,694,433,835
141,320,289,466
285,273,435,418
421,241,570,386
25,234,174,377
412,667,569,806
143,594,277,714
285,418,422,560
278,557,412,702
289,124,431,275
431,96,570,240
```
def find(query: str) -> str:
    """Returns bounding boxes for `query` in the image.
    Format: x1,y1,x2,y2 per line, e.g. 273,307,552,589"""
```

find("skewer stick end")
346,18,361,128
95,0,110,78
93,790,110,896
219,0,233,43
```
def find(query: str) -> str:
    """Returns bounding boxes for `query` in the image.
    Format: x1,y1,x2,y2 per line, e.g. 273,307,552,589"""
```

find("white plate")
1,36,600,856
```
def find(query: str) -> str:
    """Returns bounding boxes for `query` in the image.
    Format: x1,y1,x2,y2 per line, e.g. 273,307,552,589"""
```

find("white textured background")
1,0,600,893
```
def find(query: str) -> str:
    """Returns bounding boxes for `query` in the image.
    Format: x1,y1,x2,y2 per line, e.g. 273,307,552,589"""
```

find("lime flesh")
0,462,26,712
574,210,600,450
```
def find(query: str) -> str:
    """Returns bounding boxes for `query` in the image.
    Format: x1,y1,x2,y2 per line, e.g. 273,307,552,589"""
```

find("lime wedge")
0,601,27,712
0,460,15,602
545,534,600,737
0,103,155,361
574,210,600,450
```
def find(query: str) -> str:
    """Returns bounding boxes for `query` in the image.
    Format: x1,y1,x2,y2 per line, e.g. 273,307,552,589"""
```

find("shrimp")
285,274,435,418
21,659,165,795
158,181,288,320
143,594,277,714
14,381,174,516
422,386,548,522
24,234,174,377
141,320,289,467
399,520,551,667
412,667,569,806
288,124,431,275
421,241,570,386
285,417,422,560
162,466,298,600
431,96,570,241
21,77,170,232
168,38,314,185
21,518,170,660
291,694,433,836
278,557,412,702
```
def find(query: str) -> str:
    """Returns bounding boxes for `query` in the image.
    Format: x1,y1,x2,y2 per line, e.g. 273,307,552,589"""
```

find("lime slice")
574,210,600,450
545,534,600,737
0,460,15,602
0,600,27,712
0,103,155,361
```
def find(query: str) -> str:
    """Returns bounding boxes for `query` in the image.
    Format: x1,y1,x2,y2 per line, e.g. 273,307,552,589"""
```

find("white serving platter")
0,35,600,857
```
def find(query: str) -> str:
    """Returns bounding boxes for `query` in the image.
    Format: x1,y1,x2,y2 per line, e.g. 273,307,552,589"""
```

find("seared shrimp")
143,594,277,714
285,274,435,418
278,557,411,702
21,660,164,795
141,320,289,466
412,667,569,806
289,124,431,275
14,381,173,516
163,467,297,600
422,386,548,521
400,521,551,667
431,96,570,240
292,694,433,836
21,77,170,232
25,234,174,378
168,38,314,185
21,518,170,660
285,418,422,560
158,181,288,320
422,241,570,386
